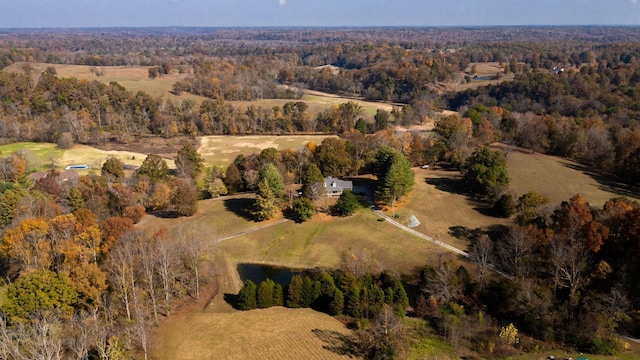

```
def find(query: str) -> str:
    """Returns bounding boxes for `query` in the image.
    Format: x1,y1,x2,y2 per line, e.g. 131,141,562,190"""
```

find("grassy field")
198,135,336,167
5,62,393,120
150,307,358,360
0,142,156,173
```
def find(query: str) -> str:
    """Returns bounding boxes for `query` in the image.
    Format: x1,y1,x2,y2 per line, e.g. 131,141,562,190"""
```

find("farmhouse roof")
323,176,353,193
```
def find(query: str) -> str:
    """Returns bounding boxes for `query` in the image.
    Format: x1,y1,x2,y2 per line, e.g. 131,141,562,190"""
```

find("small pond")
237,263,305,286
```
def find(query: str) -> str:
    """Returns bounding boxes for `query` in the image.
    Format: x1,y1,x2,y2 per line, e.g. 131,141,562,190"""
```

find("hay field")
150,307,358,360
0,142,64,170
198,135,336,167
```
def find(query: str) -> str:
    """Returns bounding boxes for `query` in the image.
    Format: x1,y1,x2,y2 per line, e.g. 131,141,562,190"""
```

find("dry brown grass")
149,307,358,360
198,135,336,167
495,143,640,207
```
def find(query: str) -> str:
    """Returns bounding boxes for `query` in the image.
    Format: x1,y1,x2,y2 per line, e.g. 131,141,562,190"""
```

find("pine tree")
252,178,278,221
272,284,284,306
329,288,344,316
286,275,303,308
259,163,284,197
66,186,85,212
237,280,257,311
257,279,275,309
175,142,204,180
334,190,359,216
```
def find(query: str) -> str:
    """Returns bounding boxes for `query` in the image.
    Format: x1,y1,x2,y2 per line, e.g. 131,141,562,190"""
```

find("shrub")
292,197,315,222
493,193,515,217
334,190,359,216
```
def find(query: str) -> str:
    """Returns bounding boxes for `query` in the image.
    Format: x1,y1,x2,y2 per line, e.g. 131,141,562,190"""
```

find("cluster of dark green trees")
236,270,409,319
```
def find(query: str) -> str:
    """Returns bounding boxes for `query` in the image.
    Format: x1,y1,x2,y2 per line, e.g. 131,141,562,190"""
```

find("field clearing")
59,144,155,170
496,143,640,207
198,135,336,167
5,62,393,120
150,307,358,360
0,142,64,170
389,145,640,255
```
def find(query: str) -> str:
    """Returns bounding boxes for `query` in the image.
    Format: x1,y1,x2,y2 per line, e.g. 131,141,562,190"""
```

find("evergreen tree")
66,186,85,212
259,163,284,197
175,142,204,179
346,286,361,318
237,280,257,311
224,162,243,194
355,118,368,135
137,154,170,182
272,283,284,306
301,163,324,200
375,154,415,207
101,156,125,182
292,197,315,222
286,275,303,308
257,279,276,309
334,190,359,216
329,288,344,316
252,178,279,221
300,276,320,308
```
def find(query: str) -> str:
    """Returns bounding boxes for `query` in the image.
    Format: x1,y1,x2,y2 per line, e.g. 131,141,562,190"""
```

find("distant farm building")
324,176,353,196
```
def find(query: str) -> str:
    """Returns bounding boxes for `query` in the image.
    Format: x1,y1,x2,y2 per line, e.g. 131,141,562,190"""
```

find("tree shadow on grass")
311,329,360,358
223,293,239,309
223,197,256,222
561,161,640,199
425,176,468,196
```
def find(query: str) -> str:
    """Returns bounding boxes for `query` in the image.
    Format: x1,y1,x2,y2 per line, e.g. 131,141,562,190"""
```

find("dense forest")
1,27,640,358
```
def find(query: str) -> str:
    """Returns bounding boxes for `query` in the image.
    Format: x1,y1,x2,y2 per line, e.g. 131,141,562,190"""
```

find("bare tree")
497,226,536,278
547,235,590,305
469,235,494,287
176,225,207,300
136,234,160,324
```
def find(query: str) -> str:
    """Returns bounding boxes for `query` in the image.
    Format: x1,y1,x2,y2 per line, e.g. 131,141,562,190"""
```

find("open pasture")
389,144,640,253
150,307,358,360
198,135,336,167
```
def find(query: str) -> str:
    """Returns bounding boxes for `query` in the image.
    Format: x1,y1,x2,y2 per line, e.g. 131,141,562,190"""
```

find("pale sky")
1,0,639,28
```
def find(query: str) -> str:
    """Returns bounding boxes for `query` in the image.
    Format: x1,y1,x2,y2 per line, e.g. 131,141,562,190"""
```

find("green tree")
4,270,78,320
375,155,415,209
175,142,204,180
374,109,390,131
252,178,279,221
273,284,284,306
329,288,344,315
66,186,85,212
101,156,125,182
515,191,550,224
314,138,352,177
207,178,228,198
286,275,303,308
224,163,243,194
259,163,284,198
301,163,324,200
292,197,315,222
334,190,359,216
461,147,510,196
137,154,170,182
257,279,276,309
355,118,368,135
237,280,257,311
